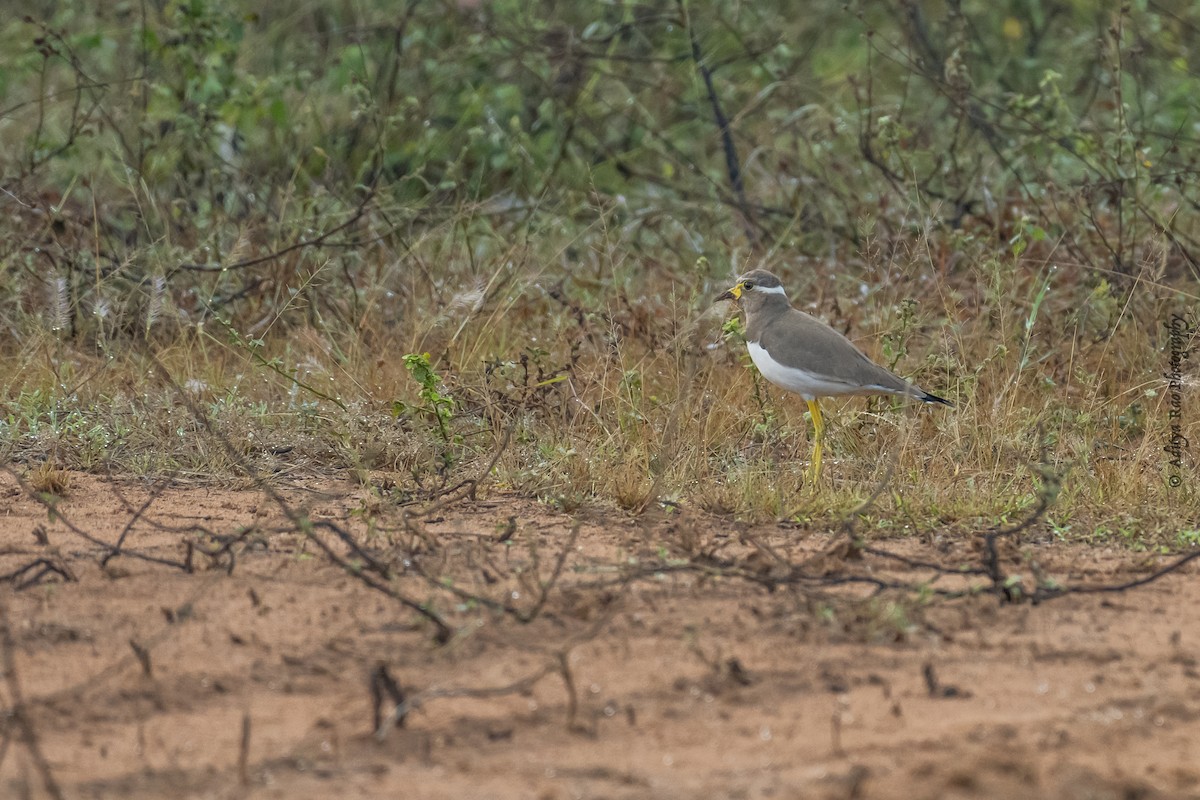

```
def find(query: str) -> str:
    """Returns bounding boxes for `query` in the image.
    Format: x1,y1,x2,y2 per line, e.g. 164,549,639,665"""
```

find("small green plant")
880,298,918,371
720,314,745,342
396,352,456,456
1008,215,1047,259
1178,530,1200,548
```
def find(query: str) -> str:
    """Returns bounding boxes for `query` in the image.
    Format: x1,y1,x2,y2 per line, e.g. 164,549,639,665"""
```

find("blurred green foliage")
2,0,1199,339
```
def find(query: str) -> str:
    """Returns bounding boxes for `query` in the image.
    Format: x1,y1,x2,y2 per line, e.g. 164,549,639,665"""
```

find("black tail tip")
921,391,953,407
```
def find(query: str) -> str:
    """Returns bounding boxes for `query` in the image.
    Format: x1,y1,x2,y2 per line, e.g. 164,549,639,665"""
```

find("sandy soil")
0,471,1197,800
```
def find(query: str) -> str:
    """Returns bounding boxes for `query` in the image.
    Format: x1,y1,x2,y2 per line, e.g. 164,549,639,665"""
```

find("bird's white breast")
746,340,863,400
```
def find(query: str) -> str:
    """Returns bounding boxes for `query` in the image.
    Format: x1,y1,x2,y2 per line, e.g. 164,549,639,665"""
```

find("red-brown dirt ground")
0,471,1197,799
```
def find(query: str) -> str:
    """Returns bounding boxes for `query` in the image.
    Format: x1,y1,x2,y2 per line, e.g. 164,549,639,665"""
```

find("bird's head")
715,269,788,312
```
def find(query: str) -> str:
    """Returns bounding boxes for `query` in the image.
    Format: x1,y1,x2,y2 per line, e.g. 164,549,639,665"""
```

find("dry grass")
27,461,71,498
2,208,1196,544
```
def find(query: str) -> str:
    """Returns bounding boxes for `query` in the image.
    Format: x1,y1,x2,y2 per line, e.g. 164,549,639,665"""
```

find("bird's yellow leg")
805,398,825,483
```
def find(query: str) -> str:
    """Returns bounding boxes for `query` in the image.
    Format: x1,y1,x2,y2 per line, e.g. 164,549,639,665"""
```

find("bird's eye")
742,280,755,290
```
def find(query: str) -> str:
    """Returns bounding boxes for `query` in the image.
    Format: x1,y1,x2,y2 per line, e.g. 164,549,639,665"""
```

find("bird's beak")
716,284,742,303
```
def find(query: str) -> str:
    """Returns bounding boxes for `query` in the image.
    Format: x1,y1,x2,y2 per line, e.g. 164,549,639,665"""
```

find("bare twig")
403,516,580,624
175,192,376,273
0,557,76,590
238,712,251,787
370,664,407,733
557,650,580,731
983,493,1052,601
4,465,191,572
0,598,65,800
416,417,517,517
143,350,454,643
103,478,171,567
1033,549,1200,603
129,639,152,677
677,0,759,247
374,663,554,740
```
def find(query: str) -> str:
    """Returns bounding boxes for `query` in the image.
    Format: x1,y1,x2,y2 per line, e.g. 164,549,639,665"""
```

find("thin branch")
677,0,759,247
142,349,454,643
0,598,65,800
374,663,555,739
174,191,376,273
3,465,192,572
1034,549,1200,603
102,478,171,567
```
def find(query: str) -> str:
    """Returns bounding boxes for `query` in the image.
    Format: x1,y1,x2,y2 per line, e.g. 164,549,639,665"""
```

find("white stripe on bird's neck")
755,285,786,295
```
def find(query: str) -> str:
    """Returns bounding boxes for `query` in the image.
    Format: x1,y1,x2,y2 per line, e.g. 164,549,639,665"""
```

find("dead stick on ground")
520,521,580,622
558,650,579,732
104,478,171,567
0,727,11,778
143,350,453,643
375,664,554,740
831,705,845,758
4,465,190,572
418,417,516,518
0,598,65,800
238,712,251,787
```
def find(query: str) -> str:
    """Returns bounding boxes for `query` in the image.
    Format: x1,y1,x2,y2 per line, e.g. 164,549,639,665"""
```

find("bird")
716,269,951,482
